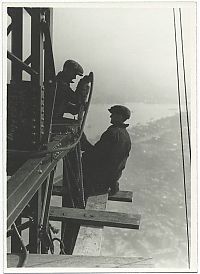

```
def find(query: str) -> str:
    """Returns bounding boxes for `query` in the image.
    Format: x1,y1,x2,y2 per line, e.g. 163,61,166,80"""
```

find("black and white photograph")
3,0,197,272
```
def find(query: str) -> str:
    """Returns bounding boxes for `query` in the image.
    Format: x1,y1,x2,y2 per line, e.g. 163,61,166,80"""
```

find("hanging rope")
179,8,191,164
173,8,190,269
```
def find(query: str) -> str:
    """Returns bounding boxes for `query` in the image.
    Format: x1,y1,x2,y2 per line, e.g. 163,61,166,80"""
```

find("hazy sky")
52,4,195,104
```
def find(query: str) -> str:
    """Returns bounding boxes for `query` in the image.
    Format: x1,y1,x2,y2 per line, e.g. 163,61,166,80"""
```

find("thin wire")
173,8,190,269
179,8,191,164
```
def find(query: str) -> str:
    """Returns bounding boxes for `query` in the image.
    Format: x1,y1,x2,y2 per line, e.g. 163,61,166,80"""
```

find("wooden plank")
109,191,133,202
52,185,66,196
73,194,108,256
49,206,141,229
52,184,133,203
7,254,153,268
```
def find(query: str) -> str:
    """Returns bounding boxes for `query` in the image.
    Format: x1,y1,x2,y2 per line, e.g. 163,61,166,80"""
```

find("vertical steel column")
31,8,44,145
31,8,43,86
10,8,23,82
28,8,44,254
45,8,53,41
61,152,82,254
31,8,44,148
43,8,56,144
28,191,43,253
9,7,23,253
61,156,77,254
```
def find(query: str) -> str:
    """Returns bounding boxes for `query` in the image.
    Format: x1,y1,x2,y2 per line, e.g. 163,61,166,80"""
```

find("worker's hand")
80,132,93,151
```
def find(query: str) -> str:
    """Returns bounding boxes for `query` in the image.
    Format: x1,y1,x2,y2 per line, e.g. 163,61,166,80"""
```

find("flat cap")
63,60,84,76
108,105,131,120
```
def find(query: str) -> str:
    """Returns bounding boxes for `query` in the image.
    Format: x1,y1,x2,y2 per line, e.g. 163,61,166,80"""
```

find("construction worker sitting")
81,105,132,198
53,59,89,120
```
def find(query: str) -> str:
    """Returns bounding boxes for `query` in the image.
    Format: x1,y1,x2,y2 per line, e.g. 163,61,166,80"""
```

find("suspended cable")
179,8,191,164
173,8,190,269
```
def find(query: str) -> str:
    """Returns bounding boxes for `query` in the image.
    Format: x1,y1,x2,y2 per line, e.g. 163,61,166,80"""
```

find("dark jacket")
82,122,131,195
53,71,80,119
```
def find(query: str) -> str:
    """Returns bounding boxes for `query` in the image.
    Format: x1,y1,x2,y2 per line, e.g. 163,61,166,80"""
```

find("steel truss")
7,7,94,258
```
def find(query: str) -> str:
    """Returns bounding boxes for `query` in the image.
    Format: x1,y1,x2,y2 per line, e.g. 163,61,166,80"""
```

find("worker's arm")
80,132,94,151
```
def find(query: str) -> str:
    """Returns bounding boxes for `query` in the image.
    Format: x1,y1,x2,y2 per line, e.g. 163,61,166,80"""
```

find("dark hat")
63,60,84,76
108,105,131,120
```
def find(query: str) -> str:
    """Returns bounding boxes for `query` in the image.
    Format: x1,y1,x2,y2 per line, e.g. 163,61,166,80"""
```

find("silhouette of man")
81,105,131,197
53,59,85,119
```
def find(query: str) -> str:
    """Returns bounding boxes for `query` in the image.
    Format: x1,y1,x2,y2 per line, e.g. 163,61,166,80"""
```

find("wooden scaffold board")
73,193,108,256
7,254,153,268
49,206,141,229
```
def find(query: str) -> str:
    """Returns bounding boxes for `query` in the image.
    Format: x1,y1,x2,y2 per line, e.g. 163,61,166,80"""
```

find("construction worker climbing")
53,59,90,120
81,105,131,198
